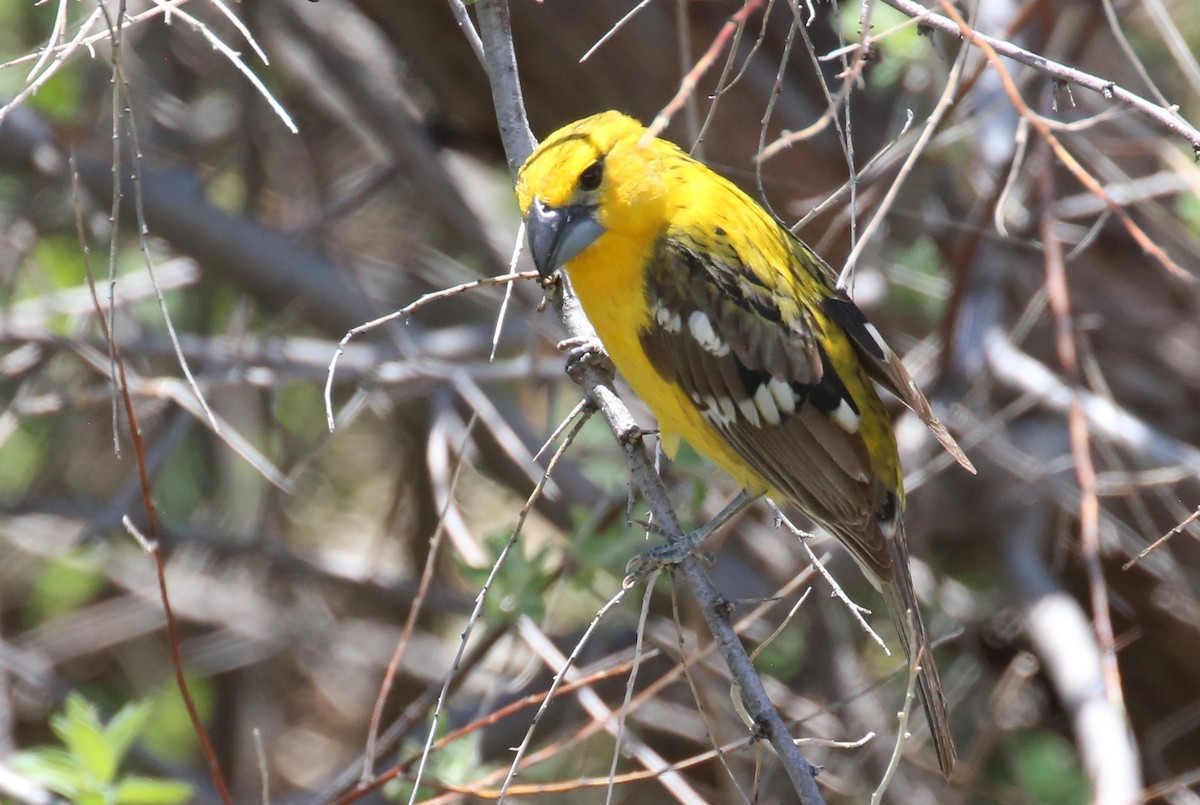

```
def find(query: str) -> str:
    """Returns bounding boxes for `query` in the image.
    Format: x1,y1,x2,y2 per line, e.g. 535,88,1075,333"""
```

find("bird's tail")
881,526,956,778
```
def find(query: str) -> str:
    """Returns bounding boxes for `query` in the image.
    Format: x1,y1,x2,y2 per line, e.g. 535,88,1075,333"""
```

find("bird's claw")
625,534,714,580
558,335,616,386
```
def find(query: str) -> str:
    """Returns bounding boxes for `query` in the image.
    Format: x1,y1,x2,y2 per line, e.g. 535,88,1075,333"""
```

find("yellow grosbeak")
515,110,974,776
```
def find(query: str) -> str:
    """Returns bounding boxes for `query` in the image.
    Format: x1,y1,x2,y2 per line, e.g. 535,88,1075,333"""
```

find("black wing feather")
640,240,892,576
822,293,975,473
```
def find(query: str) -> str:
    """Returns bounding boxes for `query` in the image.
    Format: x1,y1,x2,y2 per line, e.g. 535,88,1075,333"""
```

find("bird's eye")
579,160,604,191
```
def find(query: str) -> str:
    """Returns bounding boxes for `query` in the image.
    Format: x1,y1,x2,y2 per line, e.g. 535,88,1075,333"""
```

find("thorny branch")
471,1,826,802
881,0,1200,156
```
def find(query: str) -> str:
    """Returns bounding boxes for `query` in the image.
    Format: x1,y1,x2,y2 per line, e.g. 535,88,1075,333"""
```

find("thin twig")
1039,141,1139,800
692,0,769,153
1141,0,1200,99
581,0,656,63
252,728,269,805
361,415,478,783
753,2,800,222
880,0,1200,155
642,0,765,144
446,0,486,68
324,270,537,430
147,0,297,132
870,616,922,805
792,109,914,233
669,585,755,805
773,507,890,654
113,49,221,434
491,221,526,361
934,0,1189,280
87,298,232,804
1123,505,1200,569
498,587,633,803
604,570,660,805
407,399,589,804
839,7,971,284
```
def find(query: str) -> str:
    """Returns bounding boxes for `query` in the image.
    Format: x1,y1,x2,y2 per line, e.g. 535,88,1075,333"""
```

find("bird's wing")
639,238,893,578
821,292,975,474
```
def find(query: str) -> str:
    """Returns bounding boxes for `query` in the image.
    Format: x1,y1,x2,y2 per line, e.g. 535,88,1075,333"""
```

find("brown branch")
80,234,233,805
642,0,765,144
1038,139,1142,801
931,0,1189,280
881,0,1200,156
472,3,826,801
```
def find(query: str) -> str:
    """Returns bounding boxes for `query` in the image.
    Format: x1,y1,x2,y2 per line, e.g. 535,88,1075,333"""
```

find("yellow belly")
565,237,770,496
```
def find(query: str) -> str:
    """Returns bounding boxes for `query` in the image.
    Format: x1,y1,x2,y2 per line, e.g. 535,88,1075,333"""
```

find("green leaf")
52,693,118,784
0,420,49,502
1011,730,1088,805
26,68,83,123
8,747,88,796
461,534,555,622
274,379,328,435
140,673,213,762
114,776,194,805
105,701,152,764
26,551,105,623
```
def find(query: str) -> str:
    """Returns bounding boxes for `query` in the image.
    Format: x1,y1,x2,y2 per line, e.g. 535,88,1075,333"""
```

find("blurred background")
1,0,1199,802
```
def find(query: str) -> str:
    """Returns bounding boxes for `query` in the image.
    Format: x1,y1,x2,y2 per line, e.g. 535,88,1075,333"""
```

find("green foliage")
139,674,214,764
462,533,556,622
274,378,329,436
384,722,481,802
571,414,634,490
840,3,929,91
203,168,248,214
1177,192,1200,238
26,68,84,123
751,615,808,675
9,693,193,805
1009,730,1088,805
0,418,49,501
25,550,105,624
32,235,88,297
885,235,947,320
569,507,637,588
153,431,207,526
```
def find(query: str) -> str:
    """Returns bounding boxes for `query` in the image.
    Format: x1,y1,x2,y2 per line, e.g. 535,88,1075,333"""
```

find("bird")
515,110,975,777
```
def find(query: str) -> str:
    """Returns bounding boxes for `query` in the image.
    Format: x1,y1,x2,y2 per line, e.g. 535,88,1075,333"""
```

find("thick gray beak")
526,198,605,279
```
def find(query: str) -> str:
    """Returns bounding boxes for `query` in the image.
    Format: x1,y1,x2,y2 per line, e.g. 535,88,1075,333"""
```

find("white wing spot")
768,378,797,414
698,394,736,427
737,397,761,427
864,323,890,360
753,383,782,426
831,398,861,433
716,395,739,425
654,303,682,333
687,311,730,356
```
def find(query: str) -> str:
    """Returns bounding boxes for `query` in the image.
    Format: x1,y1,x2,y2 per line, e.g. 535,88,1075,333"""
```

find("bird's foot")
557,335,615,386
626,530,714,579
625,491,759,579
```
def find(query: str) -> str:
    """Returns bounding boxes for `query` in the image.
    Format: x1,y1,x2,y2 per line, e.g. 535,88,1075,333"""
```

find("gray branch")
471,2,826,801
881,0,1200,154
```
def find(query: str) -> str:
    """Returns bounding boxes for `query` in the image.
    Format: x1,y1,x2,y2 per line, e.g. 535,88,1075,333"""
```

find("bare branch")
880,0,1200,155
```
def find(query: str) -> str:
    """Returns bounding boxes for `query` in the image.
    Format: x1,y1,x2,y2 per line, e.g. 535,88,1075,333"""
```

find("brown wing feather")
822,293,975,474
640,242,893,577
640,239,954,773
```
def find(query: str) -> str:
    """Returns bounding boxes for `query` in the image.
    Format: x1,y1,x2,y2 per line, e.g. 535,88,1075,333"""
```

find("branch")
880,0,1200,156
471,1,825,801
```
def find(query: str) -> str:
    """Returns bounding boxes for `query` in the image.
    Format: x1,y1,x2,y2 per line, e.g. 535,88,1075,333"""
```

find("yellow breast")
565,230,771,496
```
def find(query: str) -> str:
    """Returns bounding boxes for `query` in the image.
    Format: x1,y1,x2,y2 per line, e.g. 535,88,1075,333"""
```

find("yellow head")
515,111,677,278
